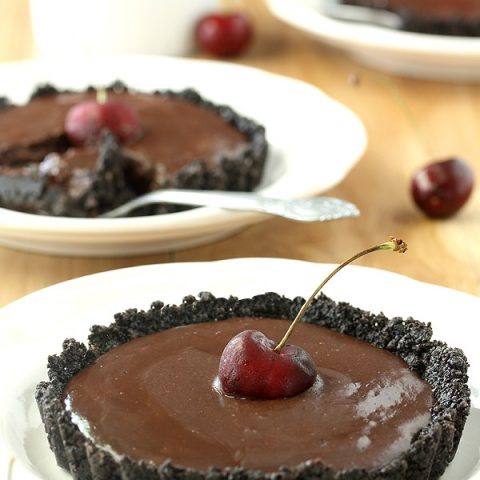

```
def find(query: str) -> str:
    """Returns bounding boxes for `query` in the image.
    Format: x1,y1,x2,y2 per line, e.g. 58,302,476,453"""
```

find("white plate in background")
266,0,480,81
0,55,366,257
0,258,479,479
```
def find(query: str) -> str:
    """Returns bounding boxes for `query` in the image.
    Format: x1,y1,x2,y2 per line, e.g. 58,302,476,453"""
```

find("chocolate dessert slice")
0,83,267,217
341,0,480,36
36,292,470,480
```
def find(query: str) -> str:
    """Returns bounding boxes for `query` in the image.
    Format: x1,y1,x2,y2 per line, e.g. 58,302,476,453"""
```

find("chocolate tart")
36,292,470,480
341,0,480,36
0,83,267,217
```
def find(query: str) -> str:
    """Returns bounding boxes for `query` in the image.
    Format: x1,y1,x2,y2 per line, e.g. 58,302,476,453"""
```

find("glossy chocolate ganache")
36,293,471,480
0,85,267,216
64,317,432,471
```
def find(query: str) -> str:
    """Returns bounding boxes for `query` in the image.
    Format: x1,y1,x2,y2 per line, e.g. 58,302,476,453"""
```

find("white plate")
0,55,366,257
266,0,480,81
0,258,479,479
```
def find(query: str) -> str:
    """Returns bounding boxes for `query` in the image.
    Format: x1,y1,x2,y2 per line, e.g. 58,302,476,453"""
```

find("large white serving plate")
266,0,480,81
0,55,366,256
0,258,479,479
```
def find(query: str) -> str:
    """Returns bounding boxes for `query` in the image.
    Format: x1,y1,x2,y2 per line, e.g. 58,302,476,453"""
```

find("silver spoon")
100,189,360,222
321,0,403,29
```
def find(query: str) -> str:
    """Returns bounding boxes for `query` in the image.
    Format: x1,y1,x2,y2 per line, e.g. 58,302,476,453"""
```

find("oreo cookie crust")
340,0,480,36
0,83,268,217
36,292,470,480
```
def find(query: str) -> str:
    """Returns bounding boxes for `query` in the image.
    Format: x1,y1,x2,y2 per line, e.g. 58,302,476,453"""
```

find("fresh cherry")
65,98,140,146
411,158,474,218
218,330,317,399
195,13,253,57
217,237,408,400
64,100,103,146
100,99,140,143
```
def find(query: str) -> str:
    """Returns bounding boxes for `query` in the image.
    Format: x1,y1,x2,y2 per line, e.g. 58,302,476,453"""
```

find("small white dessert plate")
0,258,479,479
0,55,366,257
266,0,480,81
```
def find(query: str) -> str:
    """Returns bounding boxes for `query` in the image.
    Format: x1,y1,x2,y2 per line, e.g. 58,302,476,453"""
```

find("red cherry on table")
195,13,253,57
411,157,474,218
218,329,317,399
65,99,140,146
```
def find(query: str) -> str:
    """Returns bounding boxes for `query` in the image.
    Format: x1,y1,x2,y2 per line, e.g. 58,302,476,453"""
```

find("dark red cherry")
64,100,104,145
217,238,407,400
411,158,474,218
101,99,140,143
218,329,317,399
65,99,139,145
195,13,253,57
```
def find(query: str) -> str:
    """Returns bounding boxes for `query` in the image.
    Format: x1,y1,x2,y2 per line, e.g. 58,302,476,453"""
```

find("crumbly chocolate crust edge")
36,292,470,480
340,0,480,36
0,82,268,217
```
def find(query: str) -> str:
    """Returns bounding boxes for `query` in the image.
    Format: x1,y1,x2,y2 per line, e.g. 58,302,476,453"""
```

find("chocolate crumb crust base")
36,292,470,480
0,83,268,217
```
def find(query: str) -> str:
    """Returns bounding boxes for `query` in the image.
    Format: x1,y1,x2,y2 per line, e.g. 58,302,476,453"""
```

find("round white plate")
0,258,479,479
0,55,366,257
266,0,480,81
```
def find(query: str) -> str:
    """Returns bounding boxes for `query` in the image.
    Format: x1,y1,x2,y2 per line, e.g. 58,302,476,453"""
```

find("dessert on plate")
340,0,480,36
36,292,470,479
0,83,267,217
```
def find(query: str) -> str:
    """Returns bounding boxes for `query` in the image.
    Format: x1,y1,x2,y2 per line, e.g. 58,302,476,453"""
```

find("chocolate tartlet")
0,83,267,217
36,292,470,480
341,0,480,36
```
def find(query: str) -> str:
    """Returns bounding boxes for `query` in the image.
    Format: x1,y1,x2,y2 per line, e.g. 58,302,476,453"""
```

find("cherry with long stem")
274,237,407,352
64,88,140,146
218,237,407,400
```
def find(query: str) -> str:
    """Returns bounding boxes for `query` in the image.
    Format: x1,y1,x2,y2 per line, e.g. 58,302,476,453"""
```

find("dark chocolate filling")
36,292,470,480
63,317,433,472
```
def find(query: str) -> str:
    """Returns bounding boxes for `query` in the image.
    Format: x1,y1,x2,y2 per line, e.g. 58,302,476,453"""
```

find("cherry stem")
273,237,407,353
96,88,108,104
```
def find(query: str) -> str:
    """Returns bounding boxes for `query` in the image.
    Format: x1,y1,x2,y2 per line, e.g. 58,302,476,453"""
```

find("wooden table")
0,0,479,308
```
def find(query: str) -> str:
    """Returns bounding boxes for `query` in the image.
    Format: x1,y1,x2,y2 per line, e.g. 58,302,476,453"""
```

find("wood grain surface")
0,0,479,308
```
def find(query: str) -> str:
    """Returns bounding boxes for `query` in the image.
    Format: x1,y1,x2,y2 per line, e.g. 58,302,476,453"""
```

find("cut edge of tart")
36,292,470,480
0,82,268,217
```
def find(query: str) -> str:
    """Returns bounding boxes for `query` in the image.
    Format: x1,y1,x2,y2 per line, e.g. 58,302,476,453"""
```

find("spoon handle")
101,189,359,222
321,0,403,29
